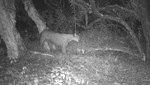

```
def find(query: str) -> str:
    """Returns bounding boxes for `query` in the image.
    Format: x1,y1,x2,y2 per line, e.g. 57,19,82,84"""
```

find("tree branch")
88,0,145,60
97,4,139,19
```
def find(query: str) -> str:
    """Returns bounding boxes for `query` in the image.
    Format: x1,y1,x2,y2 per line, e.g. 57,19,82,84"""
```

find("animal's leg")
44,41,50,51
47,40,56,51
52,44,56,50
62,44,67,54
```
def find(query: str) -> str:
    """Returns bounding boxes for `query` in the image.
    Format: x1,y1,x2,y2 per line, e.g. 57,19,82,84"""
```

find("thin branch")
30,51,54,57
102,15,144,60
97,5,139,19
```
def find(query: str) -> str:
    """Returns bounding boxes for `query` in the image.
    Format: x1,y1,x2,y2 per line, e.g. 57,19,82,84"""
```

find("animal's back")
40,30,59,45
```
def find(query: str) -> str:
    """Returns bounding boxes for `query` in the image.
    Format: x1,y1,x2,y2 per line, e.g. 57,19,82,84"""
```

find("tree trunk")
23,0,50,51
23,0,47,33
0,0,25,61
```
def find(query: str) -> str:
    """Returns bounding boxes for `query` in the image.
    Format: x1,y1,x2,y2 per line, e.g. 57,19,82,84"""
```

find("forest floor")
0,38,150,85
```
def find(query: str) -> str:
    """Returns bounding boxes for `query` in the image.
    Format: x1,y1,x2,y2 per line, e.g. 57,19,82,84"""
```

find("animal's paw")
76,48,85,54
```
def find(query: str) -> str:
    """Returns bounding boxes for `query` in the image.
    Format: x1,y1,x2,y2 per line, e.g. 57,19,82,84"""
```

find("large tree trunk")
23,0,47,33
0,0,25,61
23,0,50,51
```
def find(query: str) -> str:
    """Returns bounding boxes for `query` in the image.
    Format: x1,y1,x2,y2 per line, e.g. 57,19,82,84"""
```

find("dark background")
143,0,150,21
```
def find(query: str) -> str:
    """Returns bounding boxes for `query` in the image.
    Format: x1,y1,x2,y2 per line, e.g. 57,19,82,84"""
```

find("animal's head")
73,34,80,42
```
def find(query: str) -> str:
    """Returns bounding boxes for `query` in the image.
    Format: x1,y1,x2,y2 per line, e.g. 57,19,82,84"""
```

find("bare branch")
30,51,54,57
87,0,145,60
97,4,139,19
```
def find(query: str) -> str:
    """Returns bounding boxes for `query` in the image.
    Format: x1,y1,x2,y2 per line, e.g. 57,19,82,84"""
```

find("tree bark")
0,0,25,61
23,0,47,33
23,0,50,51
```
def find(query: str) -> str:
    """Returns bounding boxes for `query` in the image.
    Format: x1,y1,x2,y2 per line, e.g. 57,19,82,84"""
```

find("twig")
29,51,54,57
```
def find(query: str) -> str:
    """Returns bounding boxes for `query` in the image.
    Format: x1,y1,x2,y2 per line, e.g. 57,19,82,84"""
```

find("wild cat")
40,29,80,54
